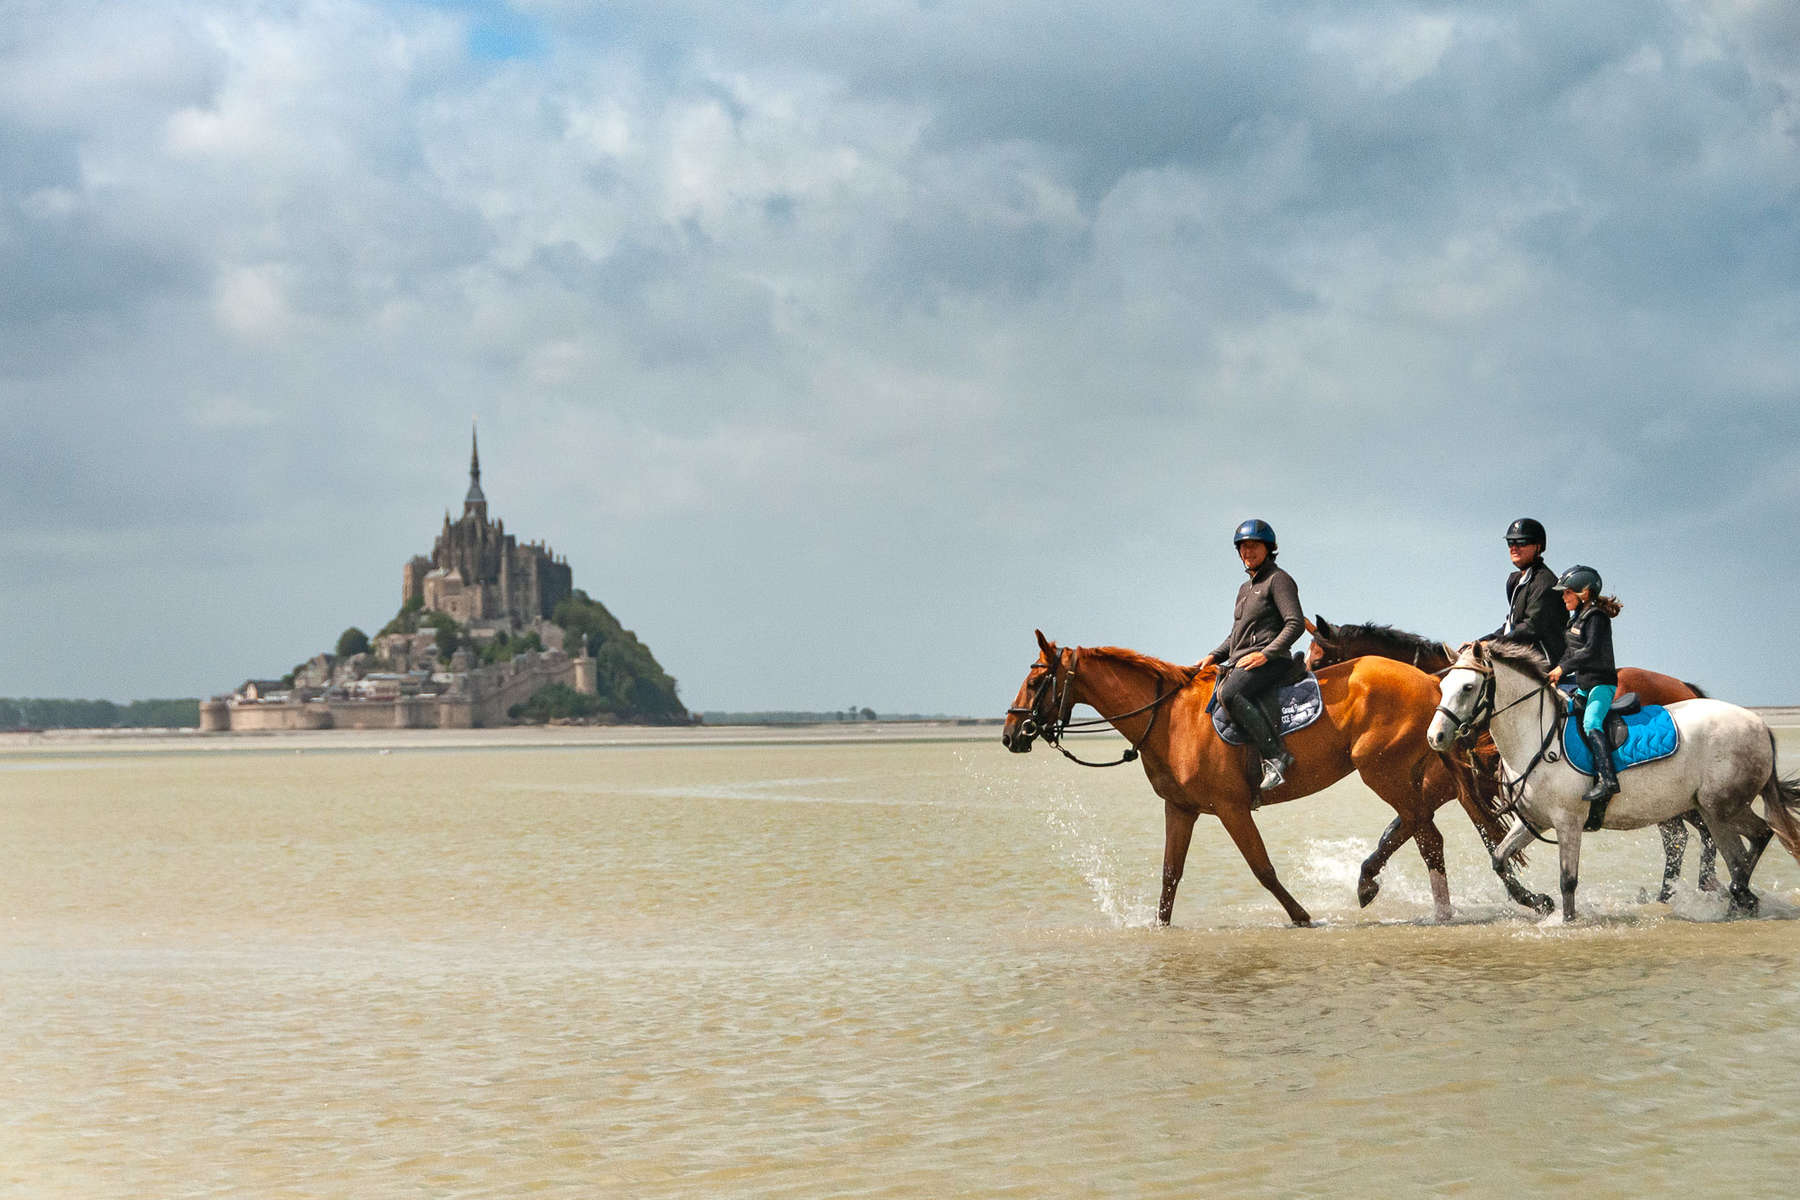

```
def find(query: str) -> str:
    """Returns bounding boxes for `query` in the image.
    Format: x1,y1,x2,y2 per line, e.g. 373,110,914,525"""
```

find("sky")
1,0,1797,712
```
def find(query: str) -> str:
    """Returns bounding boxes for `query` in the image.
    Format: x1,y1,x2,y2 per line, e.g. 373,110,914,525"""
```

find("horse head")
1426,642,1494,751
1306,614,1339,670
1002,630,1074,753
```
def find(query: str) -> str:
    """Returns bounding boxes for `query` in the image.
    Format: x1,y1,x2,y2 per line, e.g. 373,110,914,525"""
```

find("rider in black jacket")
1198,519,1304,793
1484,517,1565,665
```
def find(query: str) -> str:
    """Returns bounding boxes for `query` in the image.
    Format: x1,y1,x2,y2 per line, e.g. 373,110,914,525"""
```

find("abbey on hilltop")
402,426,574,628
204,426,687,731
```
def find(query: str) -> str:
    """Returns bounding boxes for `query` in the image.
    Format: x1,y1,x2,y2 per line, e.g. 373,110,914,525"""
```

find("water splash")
1034,779,1158,928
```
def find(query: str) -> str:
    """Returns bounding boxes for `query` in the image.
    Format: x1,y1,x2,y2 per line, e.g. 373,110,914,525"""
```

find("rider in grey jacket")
1198,519,1304,792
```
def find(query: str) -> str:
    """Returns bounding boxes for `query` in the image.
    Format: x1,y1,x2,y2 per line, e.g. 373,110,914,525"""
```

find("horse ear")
1035,629,1053,656
1314,614,1333,638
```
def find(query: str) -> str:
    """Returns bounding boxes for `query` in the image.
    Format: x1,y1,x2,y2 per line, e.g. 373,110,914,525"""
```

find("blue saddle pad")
1562,704,1681,776
1211,674,1325,746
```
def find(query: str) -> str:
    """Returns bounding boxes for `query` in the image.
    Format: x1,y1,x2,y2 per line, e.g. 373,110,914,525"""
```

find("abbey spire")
464,419,487,520
403,428,572,629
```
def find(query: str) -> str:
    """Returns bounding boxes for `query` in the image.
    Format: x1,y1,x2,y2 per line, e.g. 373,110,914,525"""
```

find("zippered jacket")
1558,604,1617,690
1210,562,1304,666
1485,560,1565,665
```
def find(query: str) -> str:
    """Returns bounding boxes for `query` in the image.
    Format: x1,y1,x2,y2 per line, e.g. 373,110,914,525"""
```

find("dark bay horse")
1307,616,1719,900
1001,631,1548,926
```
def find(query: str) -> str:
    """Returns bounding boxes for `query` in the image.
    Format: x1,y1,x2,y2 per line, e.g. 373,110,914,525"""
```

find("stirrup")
1584,792,1614,832
1258,756,1288,792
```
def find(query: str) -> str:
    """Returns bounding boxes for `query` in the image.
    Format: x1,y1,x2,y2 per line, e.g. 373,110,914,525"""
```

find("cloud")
0,0,1796,706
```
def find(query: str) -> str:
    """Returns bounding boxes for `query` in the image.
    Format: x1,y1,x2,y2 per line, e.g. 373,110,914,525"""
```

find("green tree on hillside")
336,627,371,658
377,595,425,638
509,683,605,723
552,590,687,723
420,612,463,660
479,630,544,665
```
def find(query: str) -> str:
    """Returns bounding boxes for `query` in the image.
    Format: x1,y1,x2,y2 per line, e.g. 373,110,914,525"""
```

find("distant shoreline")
4,709,1798,757
0,720,1007,757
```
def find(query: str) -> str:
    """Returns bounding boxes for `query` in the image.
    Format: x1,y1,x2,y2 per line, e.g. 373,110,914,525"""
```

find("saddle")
1560,691,1681,777
1210,667,1325,747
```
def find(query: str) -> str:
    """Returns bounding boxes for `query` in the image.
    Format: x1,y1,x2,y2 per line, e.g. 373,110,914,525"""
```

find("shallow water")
3,733,1800,1197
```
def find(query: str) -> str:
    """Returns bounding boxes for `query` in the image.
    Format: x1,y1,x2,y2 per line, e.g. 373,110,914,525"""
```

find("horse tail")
1759,730,1800,864
1682,679,1709,699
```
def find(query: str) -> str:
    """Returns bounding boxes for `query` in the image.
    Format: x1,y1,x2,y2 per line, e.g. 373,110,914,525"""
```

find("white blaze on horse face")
1427,667,1485,750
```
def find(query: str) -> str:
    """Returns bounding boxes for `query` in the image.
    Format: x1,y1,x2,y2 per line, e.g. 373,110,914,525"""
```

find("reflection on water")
2,735,1799,1197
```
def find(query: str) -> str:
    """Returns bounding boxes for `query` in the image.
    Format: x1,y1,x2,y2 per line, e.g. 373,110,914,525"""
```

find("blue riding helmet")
1233,519,1277,549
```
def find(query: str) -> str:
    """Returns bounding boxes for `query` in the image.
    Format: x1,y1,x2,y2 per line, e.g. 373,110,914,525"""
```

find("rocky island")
203,428,687,731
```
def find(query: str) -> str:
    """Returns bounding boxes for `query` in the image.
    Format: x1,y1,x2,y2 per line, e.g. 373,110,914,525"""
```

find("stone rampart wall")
219,653,592,731
465,651,585,726
225,701,335,731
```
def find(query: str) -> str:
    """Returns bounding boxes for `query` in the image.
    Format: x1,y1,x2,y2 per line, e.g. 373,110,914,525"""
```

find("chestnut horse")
1001,631,1548,926
1306,616,1718,899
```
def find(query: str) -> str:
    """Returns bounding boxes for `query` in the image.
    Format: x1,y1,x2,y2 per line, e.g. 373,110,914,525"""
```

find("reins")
1008,648,1186,768
1447,648,1569,845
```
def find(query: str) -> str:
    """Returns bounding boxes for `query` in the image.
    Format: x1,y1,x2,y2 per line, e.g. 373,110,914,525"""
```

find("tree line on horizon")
1,698,199,730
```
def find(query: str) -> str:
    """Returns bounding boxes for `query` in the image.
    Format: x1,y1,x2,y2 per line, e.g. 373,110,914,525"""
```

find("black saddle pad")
1211,674,1325,746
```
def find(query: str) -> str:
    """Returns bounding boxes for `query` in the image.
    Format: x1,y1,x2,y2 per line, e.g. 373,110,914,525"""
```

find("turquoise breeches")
1581,684,1616,734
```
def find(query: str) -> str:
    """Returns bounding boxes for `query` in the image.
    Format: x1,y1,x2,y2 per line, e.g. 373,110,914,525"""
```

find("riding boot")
1581,724,1619,831
1227,696,1294,796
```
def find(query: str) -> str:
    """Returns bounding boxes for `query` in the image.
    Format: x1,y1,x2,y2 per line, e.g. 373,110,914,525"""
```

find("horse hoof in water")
1536,909,1569,929
1729,888,1759,917
1356,875,1380,908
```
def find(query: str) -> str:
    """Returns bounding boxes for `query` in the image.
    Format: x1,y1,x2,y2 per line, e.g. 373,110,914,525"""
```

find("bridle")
1007,648,1185,768
1437,643,1568,839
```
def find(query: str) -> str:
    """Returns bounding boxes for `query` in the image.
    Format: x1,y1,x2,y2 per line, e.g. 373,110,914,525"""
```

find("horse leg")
1440,755,1552,915
1554,819,1584,924
1158,801,1198,926
1358,815,1413,909
1478,821,1554,915
1695,800,1758,916
1440,766,1540,913
1479,815,1555,916
1413,817,1453,922
1691,812,1721,892
1745,824,1775,877
1214,804,1313,927
1655,819,1687,903
1722,810,1773,913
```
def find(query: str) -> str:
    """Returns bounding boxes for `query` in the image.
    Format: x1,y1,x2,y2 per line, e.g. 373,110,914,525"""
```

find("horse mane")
1484,638,1553,681
1084,646,1201,690
1322,621,1446,663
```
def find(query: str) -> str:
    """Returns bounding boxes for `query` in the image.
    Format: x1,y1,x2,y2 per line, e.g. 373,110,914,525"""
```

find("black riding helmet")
1505,517,1546,547
1557,564,1602,595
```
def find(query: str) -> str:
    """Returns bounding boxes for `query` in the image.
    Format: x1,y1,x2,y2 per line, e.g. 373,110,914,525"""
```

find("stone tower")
401,422,574,627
